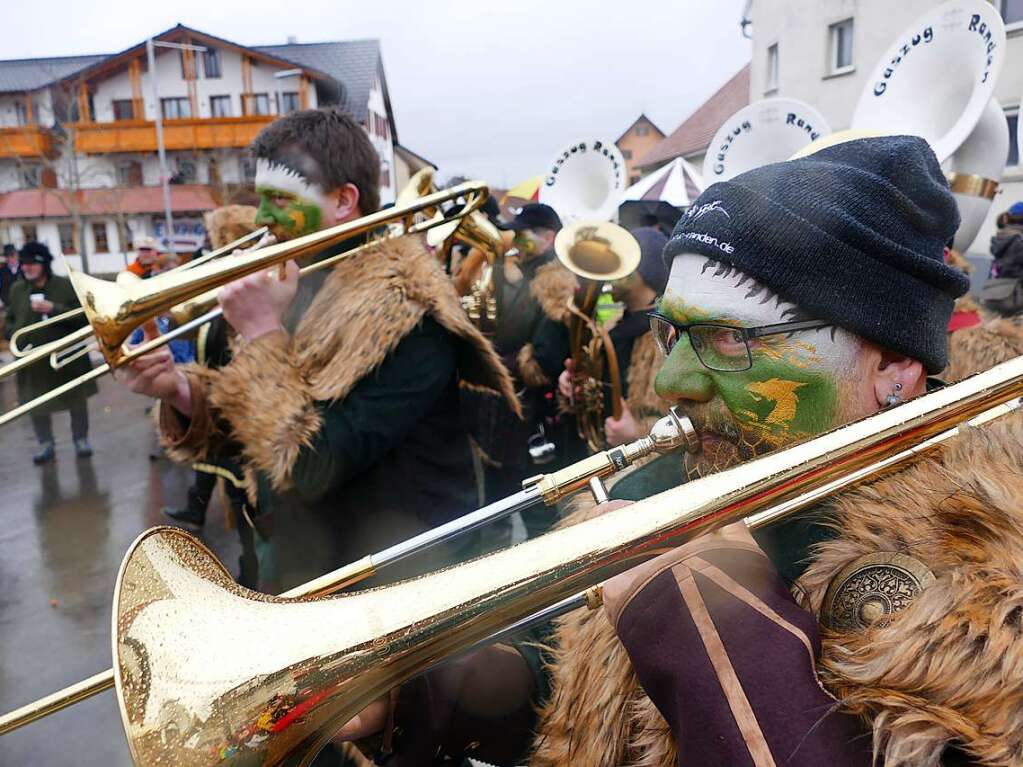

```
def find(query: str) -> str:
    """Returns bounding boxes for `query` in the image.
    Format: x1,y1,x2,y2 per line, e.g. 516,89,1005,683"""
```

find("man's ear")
330,183,361,223
872,349,927,406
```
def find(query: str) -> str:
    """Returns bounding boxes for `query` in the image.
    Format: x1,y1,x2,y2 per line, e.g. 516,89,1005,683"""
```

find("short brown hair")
250,107,381,214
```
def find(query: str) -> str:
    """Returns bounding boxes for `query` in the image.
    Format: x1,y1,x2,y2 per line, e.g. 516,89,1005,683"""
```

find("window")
242,93,270,116
112,99,135,121
175,159,198,184
15,101,39,125
161,97,192,120
19,165,40,189
116,160,143,186
210,95,232,117
766,43,779,93
1002,0,1023,24
58,223,77,254
203,48,222,79
635,124,649,136
380,159,391,189
240,157,257,182
1008,111,1020,167
280,92,300,114
828,18,854,74
621,149,633,160
92,222,109,253
21,224,37,243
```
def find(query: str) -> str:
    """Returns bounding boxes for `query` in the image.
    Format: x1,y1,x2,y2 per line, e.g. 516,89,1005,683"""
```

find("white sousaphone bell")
850,0,1007,252
539,138,627,223
702,97,832,183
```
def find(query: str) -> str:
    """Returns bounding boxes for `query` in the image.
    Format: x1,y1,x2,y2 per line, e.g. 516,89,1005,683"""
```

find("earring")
885,382,903,408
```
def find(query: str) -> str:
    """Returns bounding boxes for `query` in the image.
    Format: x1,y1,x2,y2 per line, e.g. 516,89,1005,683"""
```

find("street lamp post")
145,38,205,254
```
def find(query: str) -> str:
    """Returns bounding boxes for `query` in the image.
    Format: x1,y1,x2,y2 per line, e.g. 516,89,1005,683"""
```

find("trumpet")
0,183,489,429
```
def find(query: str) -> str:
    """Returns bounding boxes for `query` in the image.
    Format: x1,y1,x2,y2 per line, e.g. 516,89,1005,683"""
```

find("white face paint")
254,158,331,210
660,253,859,373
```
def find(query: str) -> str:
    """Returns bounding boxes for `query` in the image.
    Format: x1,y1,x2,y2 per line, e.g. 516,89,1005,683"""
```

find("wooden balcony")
73,115,275,154
0,125,55,158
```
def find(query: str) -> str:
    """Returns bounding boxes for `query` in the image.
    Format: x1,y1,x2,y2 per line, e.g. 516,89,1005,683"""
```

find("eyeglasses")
647,311,832,372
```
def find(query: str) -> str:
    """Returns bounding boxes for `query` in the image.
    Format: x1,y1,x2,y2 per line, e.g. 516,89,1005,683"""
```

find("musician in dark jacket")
120,107,516,593
338,137,1013,767
0,243,20,306
4,242,95,464
989,201,1023,278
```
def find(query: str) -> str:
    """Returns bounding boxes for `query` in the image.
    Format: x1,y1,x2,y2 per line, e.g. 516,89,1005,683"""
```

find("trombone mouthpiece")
649,407,701,455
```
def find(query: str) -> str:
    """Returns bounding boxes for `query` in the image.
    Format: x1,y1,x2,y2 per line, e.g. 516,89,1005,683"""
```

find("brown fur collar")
797,409,1023,767
206,235,518,495
530,260,577,324
944,317,1023,383
203,205,259,249
533,411,1023,767
625,332,667,427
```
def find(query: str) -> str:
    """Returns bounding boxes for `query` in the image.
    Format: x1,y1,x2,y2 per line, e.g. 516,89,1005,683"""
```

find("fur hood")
945,317,1023,383
531,409,1023,767
170,235,518,497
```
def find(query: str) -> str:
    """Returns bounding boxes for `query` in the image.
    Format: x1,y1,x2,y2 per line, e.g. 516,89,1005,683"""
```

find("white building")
746,0,1023,261
0,25,416,274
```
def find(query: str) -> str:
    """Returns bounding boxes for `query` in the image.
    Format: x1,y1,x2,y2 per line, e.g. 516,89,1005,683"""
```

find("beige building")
615,114,665,184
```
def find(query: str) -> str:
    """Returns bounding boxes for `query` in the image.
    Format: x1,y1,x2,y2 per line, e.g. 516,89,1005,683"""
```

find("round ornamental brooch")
822,552,935,632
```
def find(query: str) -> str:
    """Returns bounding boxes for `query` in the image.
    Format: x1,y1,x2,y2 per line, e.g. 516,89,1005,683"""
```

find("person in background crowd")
989,201,1023,279
474,202,576,540
558,224,670,447
4,242,95,463
126,235,161,279
0,243,21,306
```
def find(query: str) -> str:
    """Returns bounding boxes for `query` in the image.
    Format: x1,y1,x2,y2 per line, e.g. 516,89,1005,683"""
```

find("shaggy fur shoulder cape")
163,235,518,495
516,260,578,388
531,410,1023,767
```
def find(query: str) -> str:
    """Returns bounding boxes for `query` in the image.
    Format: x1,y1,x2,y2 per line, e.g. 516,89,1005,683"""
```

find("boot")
74,438,93,458
33,442,55,465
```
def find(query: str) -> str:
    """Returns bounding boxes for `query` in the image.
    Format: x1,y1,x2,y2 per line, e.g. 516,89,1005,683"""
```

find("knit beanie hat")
632,226,669,294
19,241,53,265
663,135,968,373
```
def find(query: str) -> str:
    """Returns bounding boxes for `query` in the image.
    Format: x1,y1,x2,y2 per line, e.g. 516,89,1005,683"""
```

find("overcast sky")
7,0,751,186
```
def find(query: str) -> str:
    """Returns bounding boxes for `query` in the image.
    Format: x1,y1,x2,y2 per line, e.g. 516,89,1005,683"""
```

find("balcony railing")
72,115,275,154
0,125,55,158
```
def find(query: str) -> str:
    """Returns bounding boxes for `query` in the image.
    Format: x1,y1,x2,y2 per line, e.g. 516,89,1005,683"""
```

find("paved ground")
0,370,240,766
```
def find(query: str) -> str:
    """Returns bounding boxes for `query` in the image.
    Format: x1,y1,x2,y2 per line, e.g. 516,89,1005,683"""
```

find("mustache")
673,401,743,443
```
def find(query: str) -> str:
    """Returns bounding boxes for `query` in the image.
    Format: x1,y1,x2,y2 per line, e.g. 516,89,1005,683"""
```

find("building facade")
0,25,407,274
747,0,1023,255
615,114,665,184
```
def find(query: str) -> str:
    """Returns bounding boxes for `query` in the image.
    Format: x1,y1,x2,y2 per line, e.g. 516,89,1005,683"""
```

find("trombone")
4,227,269,367
0,183,489,429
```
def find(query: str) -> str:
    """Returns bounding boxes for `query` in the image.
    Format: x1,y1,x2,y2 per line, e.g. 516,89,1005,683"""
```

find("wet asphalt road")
0,370,240,766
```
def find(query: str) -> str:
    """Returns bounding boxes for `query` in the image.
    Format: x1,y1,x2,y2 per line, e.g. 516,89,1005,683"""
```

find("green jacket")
4,274,97,412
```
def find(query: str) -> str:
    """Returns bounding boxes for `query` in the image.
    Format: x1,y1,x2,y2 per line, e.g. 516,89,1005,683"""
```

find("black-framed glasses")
647,312,832,372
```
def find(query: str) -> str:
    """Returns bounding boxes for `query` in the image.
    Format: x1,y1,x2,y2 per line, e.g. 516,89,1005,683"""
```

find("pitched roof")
0,185,216,218
615,113,665,144
636,64,750,169
0,29,386,125
0,54,106,94
254,39,382,124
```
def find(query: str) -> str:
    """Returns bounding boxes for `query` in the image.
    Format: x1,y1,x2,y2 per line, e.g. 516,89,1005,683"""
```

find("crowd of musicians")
6,104,1023,766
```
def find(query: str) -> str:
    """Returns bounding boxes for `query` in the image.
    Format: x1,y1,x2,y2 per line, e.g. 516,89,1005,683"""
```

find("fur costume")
944,316,1023,383
515,260,578,385
160,235,518,501
625,332,667,429
203,205,259,250
530,410,1023,767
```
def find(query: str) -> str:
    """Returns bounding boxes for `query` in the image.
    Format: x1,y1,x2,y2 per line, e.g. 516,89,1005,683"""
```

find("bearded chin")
675,403,787,482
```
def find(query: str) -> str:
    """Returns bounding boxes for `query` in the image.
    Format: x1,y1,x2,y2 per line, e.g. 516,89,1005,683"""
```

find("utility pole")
146,37,205,254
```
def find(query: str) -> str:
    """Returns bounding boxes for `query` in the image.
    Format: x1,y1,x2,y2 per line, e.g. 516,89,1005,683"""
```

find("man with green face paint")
336,137,1023,767
120,108,517,602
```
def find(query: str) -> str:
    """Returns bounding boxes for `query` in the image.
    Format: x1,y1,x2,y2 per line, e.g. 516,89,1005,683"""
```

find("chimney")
286,35,298,44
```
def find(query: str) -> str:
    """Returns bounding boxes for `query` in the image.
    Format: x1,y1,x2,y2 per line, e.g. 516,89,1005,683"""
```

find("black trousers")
30,401,88,445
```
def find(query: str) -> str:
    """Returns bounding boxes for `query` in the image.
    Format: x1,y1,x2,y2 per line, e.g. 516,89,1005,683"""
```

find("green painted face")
254,188,324,241
253,158,330,242
654,254,858,478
